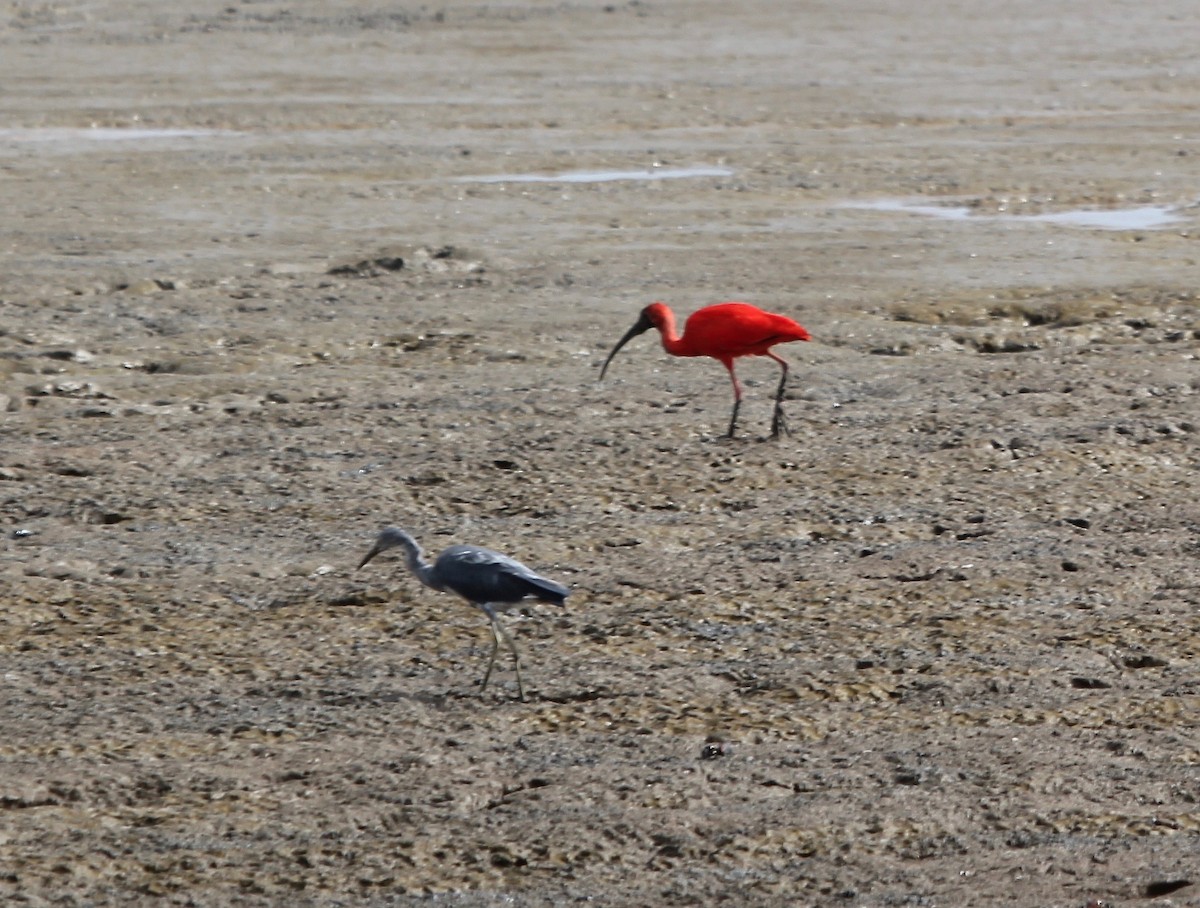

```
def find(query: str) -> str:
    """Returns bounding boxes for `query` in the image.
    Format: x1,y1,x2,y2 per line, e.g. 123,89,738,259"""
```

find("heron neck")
398,537,440,590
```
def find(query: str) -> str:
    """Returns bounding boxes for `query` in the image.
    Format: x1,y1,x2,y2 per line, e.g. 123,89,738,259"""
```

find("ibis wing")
684,303,809,356
437,545,569,606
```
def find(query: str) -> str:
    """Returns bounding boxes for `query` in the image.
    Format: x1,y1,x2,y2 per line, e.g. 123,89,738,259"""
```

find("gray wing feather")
436,545,569,606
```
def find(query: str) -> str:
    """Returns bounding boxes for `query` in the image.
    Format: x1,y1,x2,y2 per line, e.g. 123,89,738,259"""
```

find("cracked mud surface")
2,1,1199,905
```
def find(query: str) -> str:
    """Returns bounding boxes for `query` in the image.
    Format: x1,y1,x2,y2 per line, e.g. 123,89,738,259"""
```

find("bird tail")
528,576,570,605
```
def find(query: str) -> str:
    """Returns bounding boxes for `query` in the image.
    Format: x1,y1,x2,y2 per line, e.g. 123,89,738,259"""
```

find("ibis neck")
653,308,691,356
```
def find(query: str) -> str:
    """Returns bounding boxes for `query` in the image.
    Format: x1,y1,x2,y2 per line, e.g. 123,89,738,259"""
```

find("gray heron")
357,526,569,700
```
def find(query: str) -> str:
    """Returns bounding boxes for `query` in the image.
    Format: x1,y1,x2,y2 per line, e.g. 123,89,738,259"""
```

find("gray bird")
357,526,570,700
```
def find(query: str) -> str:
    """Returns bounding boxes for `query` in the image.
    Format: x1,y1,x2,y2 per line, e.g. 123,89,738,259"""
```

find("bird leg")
726,399,741,439
480,610,525,701
480,619,502,693
723,361,743,438
766,351,791,439
497,620,524,702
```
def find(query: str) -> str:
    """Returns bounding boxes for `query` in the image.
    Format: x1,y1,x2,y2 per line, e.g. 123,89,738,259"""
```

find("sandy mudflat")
1,1,1199,905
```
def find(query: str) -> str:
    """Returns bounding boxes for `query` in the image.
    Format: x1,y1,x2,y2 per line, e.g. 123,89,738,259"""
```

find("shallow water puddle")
456,166,733,184
846,198,1186,230
1028,206,1182,229
0,127,224,143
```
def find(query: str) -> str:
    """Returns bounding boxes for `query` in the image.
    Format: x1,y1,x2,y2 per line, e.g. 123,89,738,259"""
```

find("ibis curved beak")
357,545,383,570
599,311,654,380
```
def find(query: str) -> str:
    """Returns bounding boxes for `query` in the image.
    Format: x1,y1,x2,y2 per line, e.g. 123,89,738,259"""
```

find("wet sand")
2,1,1199,905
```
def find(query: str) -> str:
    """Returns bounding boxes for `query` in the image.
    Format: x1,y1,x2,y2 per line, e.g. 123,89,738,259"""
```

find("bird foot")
770,411,790,439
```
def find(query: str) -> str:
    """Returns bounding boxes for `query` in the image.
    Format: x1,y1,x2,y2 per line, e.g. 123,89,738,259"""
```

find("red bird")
600,301,811,439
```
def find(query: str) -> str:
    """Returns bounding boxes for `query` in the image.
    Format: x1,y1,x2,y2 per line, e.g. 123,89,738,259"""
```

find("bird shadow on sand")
436,684,622,706
528,686,618,704
308,684,620,710
312,686,482,711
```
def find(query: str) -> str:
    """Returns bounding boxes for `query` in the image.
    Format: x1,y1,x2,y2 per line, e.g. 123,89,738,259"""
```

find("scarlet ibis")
357,526,570,700
600,301,811,438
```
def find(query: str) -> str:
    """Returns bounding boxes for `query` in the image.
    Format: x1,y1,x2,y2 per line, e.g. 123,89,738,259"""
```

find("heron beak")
357,546,381,570
599,311,653,380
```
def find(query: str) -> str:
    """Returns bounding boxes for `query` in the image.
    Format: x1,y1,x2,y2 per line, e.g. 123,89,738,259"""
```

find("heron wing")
437,545,569,606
